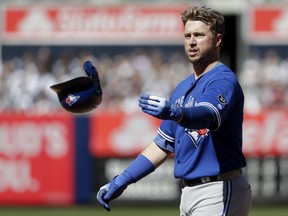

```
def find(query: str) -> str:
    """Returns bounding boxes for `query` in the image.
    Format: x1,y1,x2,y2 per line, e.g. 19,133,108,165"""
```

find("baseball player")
97,6,252,216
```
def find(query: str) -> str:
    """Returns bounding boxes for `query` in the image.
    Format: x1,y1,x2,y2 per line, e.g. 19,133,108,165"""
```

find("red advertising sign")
246,4,288,43
3,5,186,44
243,109,288,156
0,113,75,205
91,109,288,157
90,111,161,157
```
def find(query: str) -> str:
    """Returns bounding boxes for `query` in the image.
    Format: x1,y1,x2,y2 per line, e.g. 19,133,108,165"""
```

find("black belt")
181,169,242,188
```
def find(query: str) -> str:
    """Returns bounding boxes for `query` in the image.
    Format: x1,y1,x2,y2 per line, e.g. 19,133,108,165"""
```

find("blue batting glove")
138,94,172,119
97,183,112,211
139,94,183,121
96,175,129,211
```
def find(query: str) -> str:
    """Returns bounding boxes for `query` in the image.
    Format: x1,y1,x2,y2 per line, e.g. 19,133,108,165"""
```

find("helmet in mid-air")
50,61,102,114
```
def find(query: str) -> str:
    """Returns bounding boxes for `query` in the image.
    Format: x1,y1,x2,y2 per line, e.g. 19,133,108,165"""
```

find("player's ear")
215,33,223,47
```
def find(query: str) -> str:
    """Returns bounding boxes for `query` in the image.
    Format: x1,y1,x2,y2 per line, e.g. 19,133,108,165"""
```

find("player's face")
184,20,218,65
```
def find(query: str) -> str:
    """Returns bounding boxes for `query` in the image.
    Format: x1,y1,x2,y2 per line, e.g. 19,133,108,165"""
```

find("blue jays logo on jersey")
174,96,185,108
185,128,209,147
66,94,80,107
185,96,194,108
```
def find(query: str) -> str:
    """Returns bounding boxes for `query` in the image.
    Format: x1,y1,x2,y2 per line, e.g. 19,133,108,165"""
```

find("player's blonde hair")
181,6,225,38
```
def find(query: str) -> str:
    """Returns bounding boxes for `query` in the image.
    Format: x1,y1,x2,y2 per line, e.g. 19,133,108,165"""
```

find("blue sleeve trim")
157,128,175,142
154,134,174,153
196,102,221,130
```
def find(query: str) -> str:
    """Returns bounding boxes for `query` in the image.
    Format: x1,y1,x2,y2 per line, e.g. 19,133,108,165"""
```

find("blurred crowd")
0,47,287,114
239,49,288,114
0,47,192,114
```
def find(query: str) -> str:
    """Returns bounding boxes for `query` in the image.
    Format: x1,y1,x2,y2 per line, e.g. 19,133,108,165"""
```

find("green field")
0,205,287,216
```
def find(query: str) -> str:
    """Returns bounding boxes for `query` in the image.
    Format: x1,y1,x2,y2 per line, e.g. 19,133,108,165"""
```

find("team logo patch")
218,94,226,104
185,128,209,148
66,94,80,106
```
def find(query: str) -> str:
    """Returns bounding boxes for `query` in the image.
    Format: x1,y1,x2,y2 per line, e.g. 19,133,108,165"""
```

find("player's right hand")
96,176,128,211
138,94,172,119
139,94,184,122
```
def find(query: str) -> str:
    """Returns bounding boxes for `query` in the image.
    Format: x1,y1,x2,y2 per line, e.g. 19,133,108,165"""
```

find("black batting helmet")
50,61,102,114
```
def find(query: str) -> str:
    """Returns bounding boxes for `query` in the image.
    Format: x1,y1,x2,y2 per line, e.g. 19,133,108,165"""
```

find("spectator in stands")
1,47,287,113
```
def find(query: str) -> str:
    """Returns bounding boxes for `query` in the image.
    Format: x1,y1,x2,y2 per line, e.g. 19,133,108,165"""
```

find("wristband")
124,154,155,183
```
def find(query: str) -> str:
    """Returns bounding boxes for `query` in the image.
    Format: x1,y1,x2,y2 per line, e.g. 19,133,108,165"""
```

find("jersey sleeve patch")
218,94,226,104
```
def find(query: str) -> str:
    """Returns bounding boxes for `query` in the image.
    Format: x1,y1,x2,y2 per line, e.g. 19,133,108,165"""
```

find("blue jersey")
154,63,246,180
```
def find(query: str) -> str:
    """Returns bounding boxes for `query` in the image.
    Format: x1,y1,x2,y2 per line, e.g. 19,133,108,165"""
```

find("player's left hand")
96,176,128,211
138,94,183,121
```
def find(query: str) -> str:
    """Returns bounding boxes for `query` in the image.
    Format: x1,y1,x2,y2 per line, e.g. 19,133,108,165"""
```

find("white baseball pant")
180,174,252,216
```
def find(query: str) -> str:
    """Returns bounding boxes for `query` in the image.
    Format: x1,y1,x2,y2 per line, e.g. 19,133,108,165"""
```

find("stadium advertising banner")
2,5,186,44
243,108,288,157
245,4,288,44
91,109,288,158
90,111,161,157
0,113,75,205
